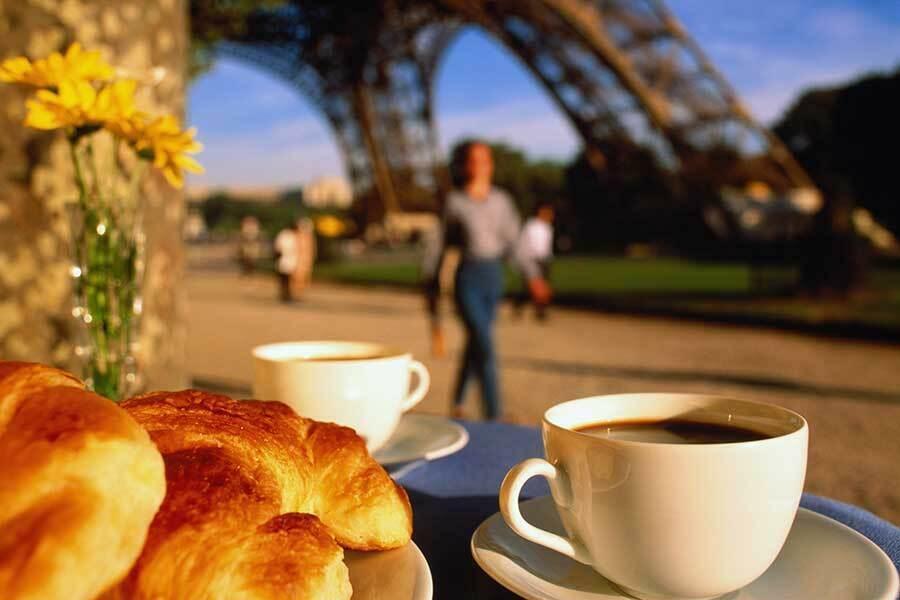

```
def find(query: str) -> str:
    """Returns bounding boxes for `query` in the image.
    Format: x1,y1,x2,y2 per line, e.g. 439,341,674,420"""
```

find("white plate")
347,540,433,600
373,413,469,465
471,496,899,600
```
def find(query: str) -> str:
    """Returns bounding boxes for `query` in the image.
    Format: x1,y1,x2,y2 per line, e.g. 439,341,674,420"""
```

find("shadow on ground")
505,356,900,406
193,356,899,407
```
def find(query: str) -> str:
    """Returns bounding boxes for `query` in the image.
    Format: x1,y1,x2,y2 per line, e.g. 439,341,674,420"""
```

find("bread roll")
0,362,166,600
111,389,412,599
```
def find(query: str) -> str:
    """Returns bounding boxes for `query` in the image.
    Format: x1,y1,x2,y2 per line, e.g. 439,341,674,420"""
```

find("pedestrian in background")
274,222,299,303
291,217,316,298
238,216,261,275
514,201,555,321
423,140,551,420
274,218,316,303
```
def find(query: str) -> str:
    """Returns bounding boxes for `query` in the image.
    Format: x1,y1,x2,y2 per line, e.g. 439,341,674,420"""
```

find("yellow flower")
24,77,142,132
0,42,113,88
4,41,205,189
135,115,204,188
95,79,143,135
105,112,146,144
24,78,98,129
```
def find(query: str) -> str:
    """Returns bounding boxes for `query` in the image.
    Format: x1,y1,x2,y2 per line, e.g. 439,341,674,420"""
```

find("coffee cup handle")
400,360,430,412
500,458,592,564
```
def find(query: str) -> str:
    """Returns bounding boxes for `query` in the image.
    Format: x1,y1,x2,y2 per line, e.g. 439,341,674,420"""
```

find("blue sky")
188,1,900,188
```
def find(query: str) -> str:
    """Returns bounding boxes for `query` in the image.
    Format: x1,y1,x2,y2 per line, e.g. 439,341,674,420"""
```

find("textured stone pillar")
0,0,189,389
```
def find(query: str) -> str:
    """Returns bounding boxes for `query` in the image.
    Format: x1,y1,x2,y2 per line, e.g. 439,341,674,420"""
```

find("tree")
775,68,900,237
487,142,566,216
564,138,679,251
774,67,900,293
200,192,230,230
189,0,286,78
832,70,900,237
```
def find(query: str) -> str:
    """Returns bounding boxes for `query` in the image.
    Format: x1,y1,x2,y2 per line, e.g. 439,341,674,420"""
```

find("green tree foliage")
450,138,686,251
200,192,229,229
485,142,566,217
189,0,286,78
775,68,900,236
196,192,302,238
563,139,683,251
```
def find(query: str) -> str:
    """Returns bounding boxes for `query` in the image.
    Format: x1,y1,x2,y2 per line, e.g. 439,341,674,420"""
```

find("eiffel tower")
207,0,815,220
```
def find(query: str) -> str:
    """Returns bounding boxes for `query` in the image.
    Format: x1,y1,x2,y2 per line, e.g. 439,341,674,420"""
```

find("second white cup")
252,341,430,452
500,393,808,600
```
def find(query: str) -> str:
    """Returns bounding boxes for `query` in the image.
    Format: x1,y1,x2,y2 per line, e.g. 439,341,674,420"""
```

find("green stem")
69,137,147,402
69,138,88,203
86,138,103,204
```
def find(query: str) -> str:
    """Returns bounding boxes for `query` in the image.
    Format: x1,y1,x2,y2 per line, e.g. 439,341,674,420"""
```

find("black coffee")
292,353,395,362
575,419,770,444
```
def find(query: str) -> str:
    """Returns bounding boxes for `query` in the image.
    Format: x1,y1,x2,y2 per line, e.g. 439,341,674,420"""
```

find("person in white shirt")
514,201,555,320
274,223,299,302
274,218,317,303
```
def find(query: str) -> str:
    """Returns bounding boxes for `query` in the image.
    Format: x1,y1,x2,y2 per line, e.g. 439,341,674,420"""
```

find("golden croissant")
107,389,413,599
1,363,413,599
0,362,166,600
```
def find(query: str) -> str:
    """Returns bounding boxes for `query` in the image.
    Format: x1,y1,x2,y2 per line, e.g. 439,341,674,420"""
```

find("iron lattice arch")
207,0,814,219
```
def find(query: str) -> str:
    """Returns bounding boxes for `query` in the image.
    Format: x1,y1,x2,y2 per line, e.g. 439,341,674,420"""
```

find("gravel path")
186,266,900,524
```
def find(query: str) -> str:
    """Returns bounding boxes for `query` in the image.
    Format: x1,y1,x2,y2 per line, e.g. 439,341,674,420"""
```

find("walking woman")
423,140,551,420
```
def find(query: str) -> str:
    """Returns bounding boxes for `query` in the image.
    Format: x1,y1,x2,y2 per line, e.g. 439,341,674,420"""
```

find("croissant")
0,362,166,600
110,389,413,599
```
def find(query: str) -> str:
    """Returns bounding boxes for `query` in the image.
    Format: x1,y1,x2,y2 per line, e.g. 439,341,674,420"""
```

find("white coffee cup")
500,393,808,600
252,341,430,452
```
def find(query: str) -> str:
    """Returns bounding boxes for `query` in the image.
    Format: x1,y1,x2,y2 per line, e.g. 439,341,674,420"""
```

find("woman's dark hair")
533,200,555,215
449,138,488,188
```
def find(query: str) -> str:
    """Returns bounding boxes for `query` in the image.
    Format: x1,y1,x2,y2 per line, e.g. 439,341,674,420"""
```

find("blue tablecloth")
399,420,900,599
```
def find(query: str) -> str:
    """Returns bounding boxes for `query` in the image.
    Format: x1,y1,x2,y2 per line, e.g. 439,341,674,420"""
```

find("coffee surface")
292,353,395,361
575,419,770,444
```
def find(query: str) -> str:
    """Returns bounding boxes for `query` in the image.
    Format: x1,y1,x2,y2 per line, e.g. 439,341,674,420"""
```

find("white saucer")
373,413,469,466
346,540,433,599
471,496,899,600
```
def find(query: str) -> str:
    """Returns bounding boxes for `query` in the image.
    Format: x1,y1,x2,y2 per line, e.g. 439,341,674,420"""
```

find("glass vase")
69,199,145,401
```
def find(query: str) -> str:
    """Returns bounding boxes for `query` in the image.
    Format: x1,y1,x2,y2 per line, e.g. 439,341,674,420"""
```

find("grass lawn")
314,260,422,288
314,255,900,336
314,256,762,294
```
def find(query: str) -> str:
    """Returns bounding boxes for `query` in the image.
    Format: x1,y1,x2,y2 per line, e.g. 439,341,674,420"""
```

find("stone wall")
0,0,188,389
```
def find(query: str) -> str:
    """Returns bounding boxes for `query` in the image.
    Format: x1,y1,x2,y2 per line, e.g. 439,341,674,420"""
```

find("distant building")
303,177,353,209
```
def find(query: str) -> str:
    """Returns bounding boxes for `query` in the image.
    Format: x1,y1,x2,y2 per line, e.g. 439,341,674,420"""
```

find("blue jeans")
453,259,503,419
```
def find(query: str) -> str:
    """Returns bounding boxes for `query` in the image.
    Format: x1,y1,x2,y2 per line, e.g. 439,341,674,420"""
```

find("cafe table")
393,420,900,599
